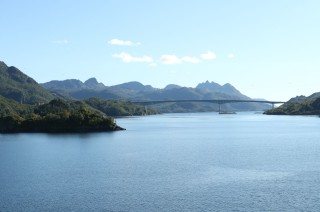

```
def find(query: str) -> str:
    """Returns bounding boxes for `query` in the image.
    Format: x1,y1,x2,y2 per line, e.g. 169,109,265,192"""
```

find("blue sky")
1,0,319,100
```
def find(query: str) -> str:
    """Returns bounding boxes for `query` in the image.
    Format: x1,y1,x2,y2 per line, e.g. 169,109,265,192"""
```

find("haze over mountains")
2,60,320,115
0,60,273,113
42,78,271,112
0,60,271,113
42,78,252,100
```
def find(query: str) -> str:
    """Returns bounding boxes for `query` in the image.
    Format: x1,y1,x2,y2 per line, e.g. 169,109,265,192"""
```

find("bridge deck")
131,99,285,113
132,99,285,105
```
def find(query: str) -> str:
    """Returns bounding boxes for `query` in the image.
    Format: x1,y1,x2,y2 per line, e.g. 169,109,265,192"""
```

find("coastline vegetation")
0,99,124,133
84,97,158,116
264,97,320,115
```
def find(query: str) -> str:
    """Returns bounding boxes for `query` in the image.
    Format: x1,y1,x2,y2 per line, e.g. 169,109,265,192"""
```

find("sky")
1,0,320,101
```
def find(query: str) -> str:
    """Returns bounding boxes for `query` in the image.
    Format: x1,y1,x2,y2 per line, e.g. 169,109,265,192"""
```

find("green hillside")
0,95,34,116
264,95,320,115
84,98,158,116
0,61,54,104
0,99,124,133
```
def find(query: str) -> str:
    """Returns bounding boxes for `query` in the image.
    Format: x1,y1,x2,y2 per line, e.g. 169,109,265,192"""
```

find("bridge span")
131,99,285,114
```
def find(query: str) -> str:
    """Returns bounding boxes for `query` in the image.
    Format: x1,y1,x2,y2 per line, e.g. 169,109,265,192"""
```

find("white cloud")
228,53,235,59
52,39,68,44
200,51,216,60
160,55,181,64
113,52,153,63
108,38,141,46
181,56,200,63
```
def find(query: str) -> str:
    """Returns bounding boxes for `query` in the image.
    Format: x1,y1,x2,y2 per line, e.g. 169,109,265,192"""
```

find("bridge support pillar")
272,103,275,109
218,103,221,114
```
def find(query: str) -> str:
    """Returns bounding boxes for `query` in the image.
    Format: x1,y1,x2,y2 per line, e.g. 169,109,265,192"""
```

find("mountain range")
42,78,271,112
0,61,156,118
0,60,271,114
1,60,318,116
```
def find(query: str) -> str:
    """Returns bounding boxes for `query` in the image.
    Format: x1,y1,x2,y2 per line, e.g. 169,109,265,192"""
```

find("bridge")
131,99,285,114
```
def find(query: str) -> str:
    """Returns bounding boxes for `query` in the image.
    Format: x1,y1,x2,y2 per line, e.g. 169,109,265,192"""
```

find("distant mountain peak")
42,77,106,91
84,77,105,89
42,79,85,90
196,80,244,97
0,61,8,69
196,81,222,91
164,84,182,90
200,80,219,85
85,77,99,85
222,83,236,89
223,83,232,87
111,81,156,92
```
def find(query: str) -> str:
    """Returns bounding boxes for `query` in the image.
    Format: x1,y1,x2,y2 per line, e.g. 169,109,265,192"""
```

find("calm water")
1,112,320,211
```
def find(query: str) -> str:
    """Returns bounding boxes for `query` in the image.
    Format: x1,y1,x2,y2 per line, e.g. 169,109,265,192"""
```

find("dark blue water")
1,113,320,211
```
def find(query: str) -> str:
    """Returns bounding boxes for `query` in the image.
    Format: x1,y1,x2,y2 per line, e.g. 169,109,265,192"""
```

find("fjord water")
1,113,320,211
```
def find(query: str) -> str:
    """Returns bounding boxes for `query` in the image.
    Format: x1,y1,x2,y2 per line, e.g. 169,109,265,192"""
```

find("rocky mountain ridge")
41,78,271,112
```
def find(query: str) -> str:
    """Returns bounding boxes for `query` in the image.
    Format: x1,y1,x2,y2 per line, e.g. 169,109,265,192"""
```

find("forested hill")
0,95,33,117
0,99,124,133
0,61,158,133
0,61,54,104
0,94,158,133
264,93,320,115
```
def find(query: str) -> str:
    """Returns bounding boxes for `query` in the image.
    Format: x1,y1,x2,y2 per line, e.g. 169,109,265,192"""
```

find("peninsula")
0,98,125,133
264,93,320,115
